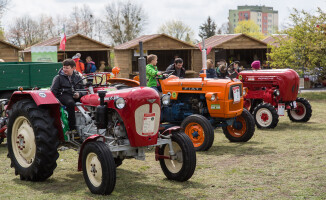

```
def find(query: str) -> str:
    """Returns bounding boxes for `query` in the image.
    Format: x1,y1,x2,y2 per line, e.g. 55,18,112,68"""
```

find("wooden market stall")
198,34,269,69
0,40,22,61
114,34,198,78
22,34,112,70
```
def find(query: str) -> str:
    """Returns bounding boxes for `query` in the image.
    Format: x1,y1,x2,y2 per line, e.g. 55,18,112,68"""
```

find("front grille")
228,84,243,100
134,103,160,136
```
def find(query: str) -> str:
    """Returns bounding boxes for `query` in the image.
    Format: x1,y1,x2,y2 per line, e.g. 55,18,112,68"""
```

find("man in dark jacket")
166,58,186,78
51,59,84,132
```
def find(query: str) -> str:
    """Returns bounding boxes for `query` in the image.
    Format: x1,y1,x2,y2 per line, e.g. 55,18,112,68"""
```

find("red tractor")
238,69,312,129
1,74,196,195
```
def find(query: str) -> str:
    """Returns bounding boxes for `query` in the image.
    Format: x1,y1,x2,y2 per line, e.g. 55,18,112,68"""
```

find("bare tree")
104,1,147,45
7,15,40,48
80,4,95,38
157,19,194,42
0,0,9,16
217,22,230,34
66,6,81,35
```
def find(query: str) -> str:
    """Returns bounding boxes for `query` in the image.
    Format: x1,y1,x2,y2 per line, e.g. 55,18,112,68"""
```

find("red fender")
6,90,64,141
77,135,106,171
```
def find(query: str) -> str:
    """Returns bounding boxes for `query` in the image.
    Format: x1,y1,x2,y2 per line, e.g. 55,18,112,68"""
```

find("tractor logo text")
101,96,119,101
39,92,47,98
182,87,202,91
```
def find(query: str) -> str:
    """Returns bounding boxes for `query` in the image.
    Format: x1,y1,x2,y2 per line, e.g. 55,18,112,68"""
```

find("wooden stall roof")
22,34,112,52
199,34,268,49
0,40,22,50
263,34,288,47
114,33,197,50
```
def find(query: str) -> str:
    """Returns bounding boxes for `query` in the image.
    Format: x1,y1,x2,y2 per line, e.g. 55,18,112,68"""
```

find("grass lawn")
0,93,325,200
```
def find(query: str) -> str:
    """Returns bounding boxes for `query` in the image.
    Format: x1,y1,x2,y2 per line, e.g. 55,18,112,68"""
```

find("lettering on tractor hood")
182,87,202,91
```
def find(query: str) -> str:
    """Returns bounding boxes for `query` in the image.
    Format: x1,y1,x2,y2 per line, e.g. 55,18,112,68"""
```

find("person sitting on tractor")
200,59,217,78
166,58,186,78
51,59,85,134
146,54,162,93
251,60,261,70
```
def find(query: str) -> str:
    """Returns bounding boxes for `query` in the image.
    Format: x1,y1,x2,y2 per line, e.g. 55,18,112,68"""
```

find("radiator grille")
135,103,160,136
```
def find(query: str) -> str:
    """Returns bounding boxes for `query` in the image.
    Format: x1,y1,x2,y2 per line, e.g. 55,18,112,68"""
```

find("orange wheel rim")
227,116,247,138
184,122,205,147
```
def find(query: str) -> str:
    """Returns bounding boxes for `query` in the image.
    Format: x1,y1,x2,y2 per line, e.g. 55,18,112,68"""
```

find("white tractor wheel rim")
290,102,306,120
164,141,183,173
256,108,273,127
86,152,102,187
12,116,36,168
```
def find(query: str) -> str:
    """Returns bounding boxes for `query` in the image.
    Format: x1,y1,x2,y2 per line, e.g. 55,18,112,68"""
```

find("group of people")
146,54,186,92
72,53,97,74
53,54,263,135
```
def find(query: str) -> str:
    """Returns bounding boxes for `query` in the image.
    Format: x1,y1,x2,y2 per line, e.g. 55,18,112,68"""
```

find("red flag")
206,46,212,55
59,25,66,51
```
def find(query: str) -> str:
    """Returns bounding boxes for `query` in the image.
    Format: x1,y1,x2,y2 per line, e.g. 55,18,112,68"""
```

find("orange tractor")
157,72,255,151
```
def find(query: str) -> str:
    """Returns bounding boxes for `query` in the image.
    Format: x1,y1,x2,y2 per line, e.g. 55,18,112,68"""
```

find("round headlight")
115,98,126,109
210,94,216,101
161,94,170,105
243,89,246,96
274,89,280,96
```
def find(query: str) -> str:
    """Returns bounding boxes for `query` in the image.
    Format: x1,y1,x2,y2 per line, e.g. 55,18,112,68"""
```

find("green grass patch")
298,92,326,101
0,93,326,199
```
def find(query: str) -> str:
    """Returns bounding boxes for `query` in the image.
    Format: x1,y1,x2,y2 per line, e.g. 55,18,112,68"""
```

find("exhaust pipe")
138,41,147,87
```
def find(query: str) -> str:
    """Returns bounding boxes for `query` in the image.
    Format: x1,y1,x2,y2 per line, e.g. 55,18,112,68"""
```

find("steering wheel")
156,70,175,80
74,74,104,88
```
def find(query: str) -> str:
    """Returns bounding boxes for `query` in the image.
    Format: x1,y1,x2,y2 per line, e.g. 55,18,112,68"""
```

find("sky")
2,0,326,42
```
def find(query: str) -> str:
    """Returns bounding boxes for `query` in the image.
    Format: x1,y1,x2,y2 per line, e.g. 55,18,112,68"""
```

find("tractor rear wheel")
253,103,279,129
222,109,255,142
288,98,312,122
7,99,59,181
158,132,196,182
181,114,214,151
82,141,116,195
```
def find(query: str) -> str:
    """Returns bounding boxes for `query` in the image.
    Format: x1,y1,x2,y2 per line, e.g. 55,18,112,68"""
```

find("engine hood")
80,86,160,107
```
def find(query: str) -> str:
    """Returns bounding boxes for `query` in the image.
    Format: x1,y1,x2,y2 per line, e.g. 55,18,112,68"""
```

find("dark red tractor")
238,69,312,129
0,73,196,195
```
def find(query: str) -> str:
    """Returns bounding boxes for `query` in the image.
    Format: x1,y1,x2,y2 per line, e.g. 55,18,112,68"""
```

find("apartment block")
229,5,278,35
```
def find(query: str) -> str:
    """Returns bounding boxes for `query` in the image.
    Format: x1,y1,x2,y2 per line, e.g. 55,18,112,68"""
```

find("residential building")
229,5,278,35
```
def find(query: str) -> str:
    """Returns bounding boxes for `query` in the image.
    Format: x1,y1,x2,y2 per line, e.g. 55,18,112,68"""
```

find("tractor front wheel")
181,114,214,151
253,103,279,129
288,98,312,122
0,137,3,144
82,141,116,195
7,99,59,181
158,132,196,182
222,109,255,142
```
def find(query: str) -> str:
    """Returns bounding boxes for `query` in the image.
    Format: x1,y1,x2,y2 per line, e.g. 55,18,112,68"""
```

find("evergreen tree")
198,16,216,39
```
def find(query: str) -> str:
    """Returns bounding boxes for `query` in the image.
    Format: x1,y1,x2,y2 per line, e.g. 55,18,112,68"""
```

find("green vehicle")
0,62,62,99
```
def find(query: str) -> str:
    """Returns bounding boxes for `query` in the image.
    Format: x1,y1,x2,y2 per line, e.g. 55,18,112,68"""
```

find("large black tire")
0,137,3,144
222,109,255,142
7,99,59,181
287,97,312,122
181,114,214,151
253,103,279,129
158,132,196,182
82,141,116,195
